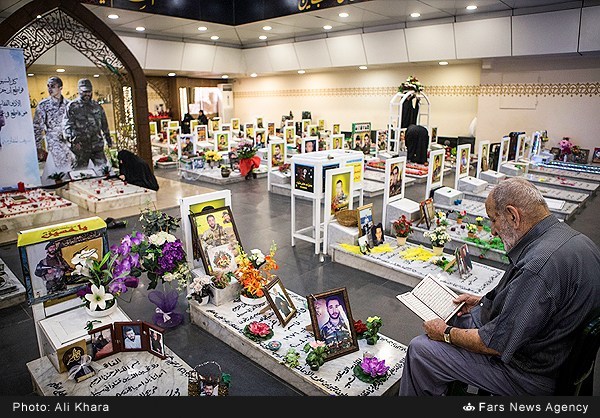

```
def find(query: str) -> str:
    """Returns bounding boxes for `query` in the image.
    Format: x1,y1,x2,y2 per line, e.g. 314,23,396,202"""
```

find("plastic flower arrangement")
234,242,278,299
456,210,467,222
243,321,274,342
278,163,291,174
559,137,573,157
363,316,383,345
353,354,390,384
466,223,478,234
73,237,141,312
435,211,449,226
303,341,329,371
282,348,300,368
475,216,485,227
234,139,258,159
424,225,451,248
399,75,424,93
186,274,212,304
353,319,368,336
204,150,222,163
392,215,413,238
210,269,234,289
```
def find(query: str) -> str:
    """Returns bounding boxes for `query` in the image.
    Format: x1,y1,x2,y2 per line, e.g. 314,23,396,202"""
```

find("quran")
396,274,465,323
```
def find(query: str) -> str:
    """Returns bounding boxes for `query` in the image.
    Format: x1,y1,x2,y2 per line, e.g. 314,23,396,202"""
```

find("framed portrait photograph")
294,163,315,194
308,124,319,137
477,140,490,176
189,205,242,274
196,125,208,141
331,134,344,150
210,118,221,133
371,222,384,247
419,198,435,229
215,131,230,153
269,140,286,168
168,120,180,130
357,203,374,241
254,128,267,148
301,119,311,133
376,129,388,151
160,119,171,132
302,138,317,153
145,323,166,359
550,147,561,160
88,324,116,361
267,122,276,137
264,276,297,327
455,244,473,279
385,156,406,203
245,123,254,139
572,148,590,164
332,123,340,135
149,121,157,136
592,147,600,164
325,167,352,218
221,123,231,132
230,118,240,131
306,287,359,362
167,126,181,145
114,321,144,352
284,125,296,145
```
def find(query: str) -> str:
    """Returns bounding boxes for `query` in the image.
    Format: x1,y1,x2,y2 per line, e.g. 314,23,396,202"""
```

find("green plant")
303,341,329,371
363,316,383,345
281,348,300,368
139,206,180,236
48,172,65,181
211,270,234,289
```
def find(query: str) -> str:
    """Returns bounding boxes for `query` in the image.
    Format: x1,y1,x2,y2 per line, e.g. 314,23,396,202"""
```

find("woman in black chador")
405,124,429,164
118,150,160,191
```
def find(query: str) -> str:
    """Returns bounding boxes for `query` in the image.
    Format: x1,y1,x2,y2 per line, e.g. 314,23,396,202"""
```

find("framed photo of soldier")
264,276,297,327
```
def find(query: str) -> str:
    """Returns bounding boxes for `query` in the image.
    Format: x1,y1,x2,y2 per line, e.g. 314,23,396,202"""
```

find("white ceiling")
0,0,594,78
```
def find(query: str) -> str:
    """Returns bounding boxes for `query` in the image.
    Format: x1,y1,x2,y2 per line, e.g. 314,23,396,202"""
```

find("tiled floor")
0,166,599,396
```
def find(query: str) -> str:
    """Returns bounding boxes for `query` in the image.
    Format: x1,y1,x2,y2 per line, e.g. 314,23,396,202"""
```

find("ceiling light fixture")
259,35,267,40
36,15,42,19
107,14,119,19
56,68,65,73
27,73,34,77
250,73,258,78
323,25,332,30
221,75,229,79
410,12,421,18
297,70,306,74
262,25,272,31
168,72,176,77
93,74,100,78
339,12,349,18
359,65,368,70
439,61,449,66
211,35,219,40
466,5,478,11
198,26,208,31
135,26,145,32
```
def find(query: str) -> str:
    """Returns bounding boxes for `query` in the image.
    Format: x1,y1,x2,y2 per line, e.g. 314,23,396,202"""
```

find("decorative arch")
0,0,151,168
147,76,173,115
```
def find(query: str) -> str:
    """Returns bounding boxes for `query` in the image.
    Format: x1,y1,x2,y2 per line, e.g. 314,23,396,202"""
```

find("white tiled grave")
61,178,157,213
27,346,191,396
197,165,268,185
461,184,589,205
0,189,79,232
384,198,421,235
189,291,406,396
331,238,505,296
0,258,26,309
529,164,600,183
435,196,578,222
480,170,506,184
522,173,598,194
410,219,508,264
458,176,488,193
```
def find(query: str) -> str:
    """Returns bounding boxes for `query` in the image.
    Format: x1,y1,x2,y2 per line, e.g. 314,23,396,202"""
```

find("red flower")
354,320,368,335
248,321,271,337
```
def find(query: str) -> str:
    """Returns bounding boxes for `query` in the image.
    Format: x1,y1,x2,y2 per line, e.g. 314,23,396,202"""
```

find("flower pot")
396,236,407,246
456,218,463,224
467,232,476,239
85,300,118,318
195,295,210,306
210,280,241,307
477,225,483,232
432,246,444,256
309,364,320,372
240,294,266,306
366,335,379,345
221,168,231,178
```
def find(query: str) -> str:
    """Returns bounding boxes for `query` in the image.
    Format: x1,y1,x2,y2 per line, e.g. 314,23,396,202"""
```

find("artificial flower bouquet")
243,321,274,342
466,223,478,235
392,215,413,238
186,274,212,304
353,353,390,384
204,150,222,164
399,75,424,93
363,316,383,345
234,242,278,299
303,341,329,371
424,225,451,248
559,137,573,157
435,211,449,227
475,216,484,227
456,210,467,223
234,139,258,160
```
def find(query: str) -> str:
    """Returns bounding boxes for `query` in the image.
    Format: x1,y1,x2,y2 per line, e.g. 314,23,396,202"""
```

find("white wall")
233,63,481,137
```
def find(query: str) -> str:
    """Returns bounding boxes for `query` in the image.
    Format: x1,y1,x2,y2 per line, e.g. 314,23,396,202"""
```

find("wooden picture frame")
145,323,167,359
88,323,116,361
592,147,600,164
114,321,145,352
264,276,297,327
306,287,359,362
419,198,435,229
572,148,590,164
189,206,242,274
455,244,473,279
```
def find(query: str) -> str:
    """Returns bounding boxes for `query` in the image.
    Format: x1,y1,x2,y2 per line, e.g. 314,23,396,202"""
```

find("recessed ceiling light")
210,35,219,40
297,70,306,74
27,73,34,77
108,14,119,20
439,61,449,66
259,35,267,40
135,26,145,32
250,73,258,78
323,25,332,30
198,26,208,31
359,65,368,70
56,68,65,73
410,12,421,18
262,25,272,31
466,5,478,11
221,75,229,79
36,15,42,19
339,12,349,18
93,74,100,78
168,72,176,77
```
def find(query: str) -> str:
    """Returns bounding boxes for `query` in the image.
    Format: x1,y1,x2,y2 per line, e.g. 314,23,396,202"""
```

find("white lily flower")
84,284,114,311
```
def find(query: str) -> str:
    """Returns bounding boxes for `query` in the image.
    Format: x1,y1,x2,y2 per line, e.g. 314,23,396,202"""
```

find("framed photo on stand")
264,276,297,327
592,147,600,164
89,324,116,361
418,198,435,229
356,203,374,246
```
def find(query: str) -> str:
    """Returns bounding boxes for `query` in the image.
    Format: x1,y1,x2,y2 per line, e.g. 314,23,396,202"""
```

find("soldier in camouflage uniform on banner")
63,78,112,173
33,76,75,186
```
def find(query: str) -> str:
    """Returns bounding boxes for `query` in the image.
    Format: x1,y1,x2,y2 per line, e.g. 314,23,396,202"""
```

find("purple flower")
76,284,92,297
108,278,128,294
123,276,139,288
360,356,389,377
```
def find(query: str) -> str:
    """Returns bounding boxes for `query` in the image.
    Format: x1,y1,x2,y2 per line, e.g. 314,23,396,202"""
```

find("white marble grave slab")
523,173,598,193
462,184,588,204
529,164,600,183
434,187,464,206
327,221,359,252
269,170,291,185
27,347,191,396
480,170,506,184
189,292,406,396
331,238,504,296
362,179,385,197
385,199,421,235
63,178,157,213
198,165,268,184
458,176,488,193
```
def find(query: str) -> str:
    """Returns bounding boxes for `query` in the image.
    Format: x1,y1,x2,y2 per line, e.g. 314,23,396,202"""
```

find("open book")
396,274,465,323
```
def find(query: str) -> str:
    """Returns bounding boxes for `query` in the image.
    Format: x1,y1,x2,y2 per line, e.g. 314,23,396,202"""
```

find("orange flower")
235,242,278,298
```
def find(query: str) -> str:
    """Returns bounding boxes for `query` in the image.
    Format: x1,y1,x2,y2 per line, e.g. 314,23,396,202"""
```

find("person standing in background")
197,109,209,126
33,77,74,184
181,113,193,134
63,78,112,173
